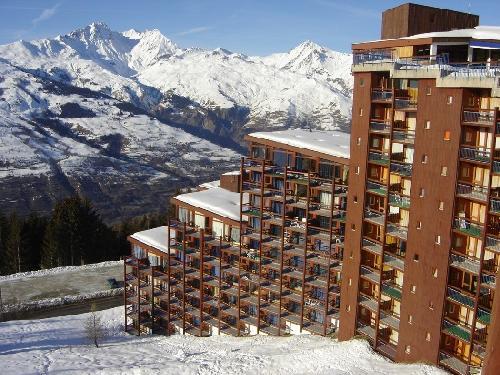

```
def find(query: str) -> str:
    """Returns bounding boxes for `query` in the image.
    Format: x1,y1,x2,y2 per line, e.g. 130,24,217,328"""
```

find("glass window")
179,207,190,223
251,146,266,159
273,150,288,167
195,213,205,228
230,227,240,243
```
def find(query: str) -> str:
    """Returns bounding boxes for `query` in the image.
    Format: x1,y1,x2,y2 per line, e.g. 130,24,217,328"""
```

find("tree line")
0,196,170,276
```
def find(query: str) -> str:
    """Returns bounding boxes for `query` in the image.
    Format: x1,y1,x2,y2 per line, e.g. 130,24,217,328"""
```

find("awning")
470,41,500,50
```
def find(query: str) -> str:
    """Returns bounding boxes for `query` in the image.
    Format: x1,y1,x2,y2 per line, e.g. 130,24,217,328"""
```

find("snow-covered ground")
0,306,446,375
0,261,123,307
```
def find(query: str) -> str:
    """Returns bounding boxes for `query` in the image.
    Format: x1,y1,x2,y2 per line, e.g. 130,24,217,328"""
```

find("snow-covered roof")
222,170,240,176
175,187,243,221
355,26,500,45
248,129,350,159
199,179,220,189
130,226,174,254
405,26,500,41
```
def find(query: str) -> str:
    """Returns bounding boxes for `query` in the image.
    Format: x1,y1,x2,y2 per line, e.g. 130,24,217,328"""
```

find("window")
414,254,419,261
443,130,451,141
351,224,356,231
349,251,353,259
426,87,432,95
426,332,431,342
447,96,453,104
355,166,360,175
405,345,411,354
416,221,422,229
424,120,431,129
348,278,352,286
441,166,448,176
353,195,358,203
411,285,417,294
421,154,428,164
429,301,435,310
360,78,364,87
359,108,363,117
419,188,425,197
435,235,441,245
346,305,351,312
356,137,362,145
438,201,444,211
432,268,438,278
408,314,413,324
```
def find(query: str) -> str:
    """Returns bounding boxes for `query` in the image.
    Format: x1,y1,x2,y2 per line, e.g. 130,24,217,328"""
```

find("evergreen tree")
20,213,48,272
4,213,22,274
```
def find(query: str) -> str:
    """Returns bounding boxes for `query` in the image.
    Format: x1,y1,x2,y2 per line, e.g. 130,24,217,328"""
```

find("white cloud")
177,26,212,36
32,3,61,26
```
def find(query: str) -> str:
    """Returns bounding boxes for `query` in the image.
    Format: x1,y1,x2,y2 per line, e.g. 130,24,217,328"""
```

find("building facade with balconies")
125,129,350,338
339,5,500,375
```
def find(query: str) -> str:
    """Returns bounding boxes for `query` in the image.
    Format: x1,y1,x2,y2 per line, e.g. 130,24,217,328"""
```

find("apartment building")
125,128,350,338
338,4,500,375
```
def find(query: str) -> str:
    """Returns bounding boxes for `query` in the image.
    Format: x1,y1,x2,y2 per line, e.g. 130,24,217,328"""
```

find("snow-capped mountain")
0,22,352,220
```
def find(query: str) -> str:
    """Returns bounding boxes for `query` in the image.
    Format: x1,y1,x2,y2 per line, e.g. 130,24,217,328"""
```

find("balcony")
383,254,405,271
360,265,381,284
494,161,500,174
442,319,471,342
371,89,392,102
453,217,484,238
359,294,379,313
366,181,387,196
392,130,415,144
456,183,488,202
463,109,496,126
379,312,400,330
381,282,402,301
490,198,500,214
386,222,408,241
460,147,491,164
356,322,376,340
394,98,417,111
364,209,385,226
369,152,390,166
439,351,469,375
485,236,500,253
450,253,480,274
477,308,491,325
447,287,475,309
362,238,383,255
389,193,410,209
369,121,391,134
481,273,496,289
390,162,412,177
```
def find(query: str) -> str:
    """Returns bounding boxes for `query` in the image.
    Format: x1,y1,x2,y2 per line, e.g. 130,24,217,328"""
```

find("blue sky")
0,0,498,55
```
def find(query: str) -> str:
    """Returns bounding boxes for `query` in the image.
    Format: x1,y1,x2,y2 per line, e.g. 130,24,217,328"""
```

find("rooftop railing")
463,109,496,125
353,50,500,78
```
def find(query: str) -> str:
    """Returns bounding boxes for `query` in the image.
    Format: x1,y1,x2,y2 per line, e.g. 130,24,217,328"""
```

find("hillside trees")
0,195,171,276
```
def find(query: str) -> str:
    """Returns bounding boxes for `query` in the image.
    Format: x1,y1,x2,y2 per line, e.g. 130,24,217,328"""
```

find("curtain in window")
195,213,205,228
179,207,190,223
212,219,224,238
230,227,240,243
319,192,332,208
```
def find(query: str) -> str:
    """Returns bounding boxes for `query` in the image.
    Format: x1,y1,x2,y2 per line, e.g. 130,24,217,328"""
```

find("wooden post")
300,171,311,332
278,166,288,335
257,161,265,333
182,222,187,335
238,156,244,336
324,168,336,336
218,235,223,335
123,259,127,332
167,217,172,336
200,229,205,336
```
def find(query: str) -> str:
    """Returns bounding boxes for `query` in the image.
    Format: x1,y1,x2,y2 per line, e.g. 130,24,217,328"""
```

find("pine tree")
4,213,22,274
20,213,48,271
